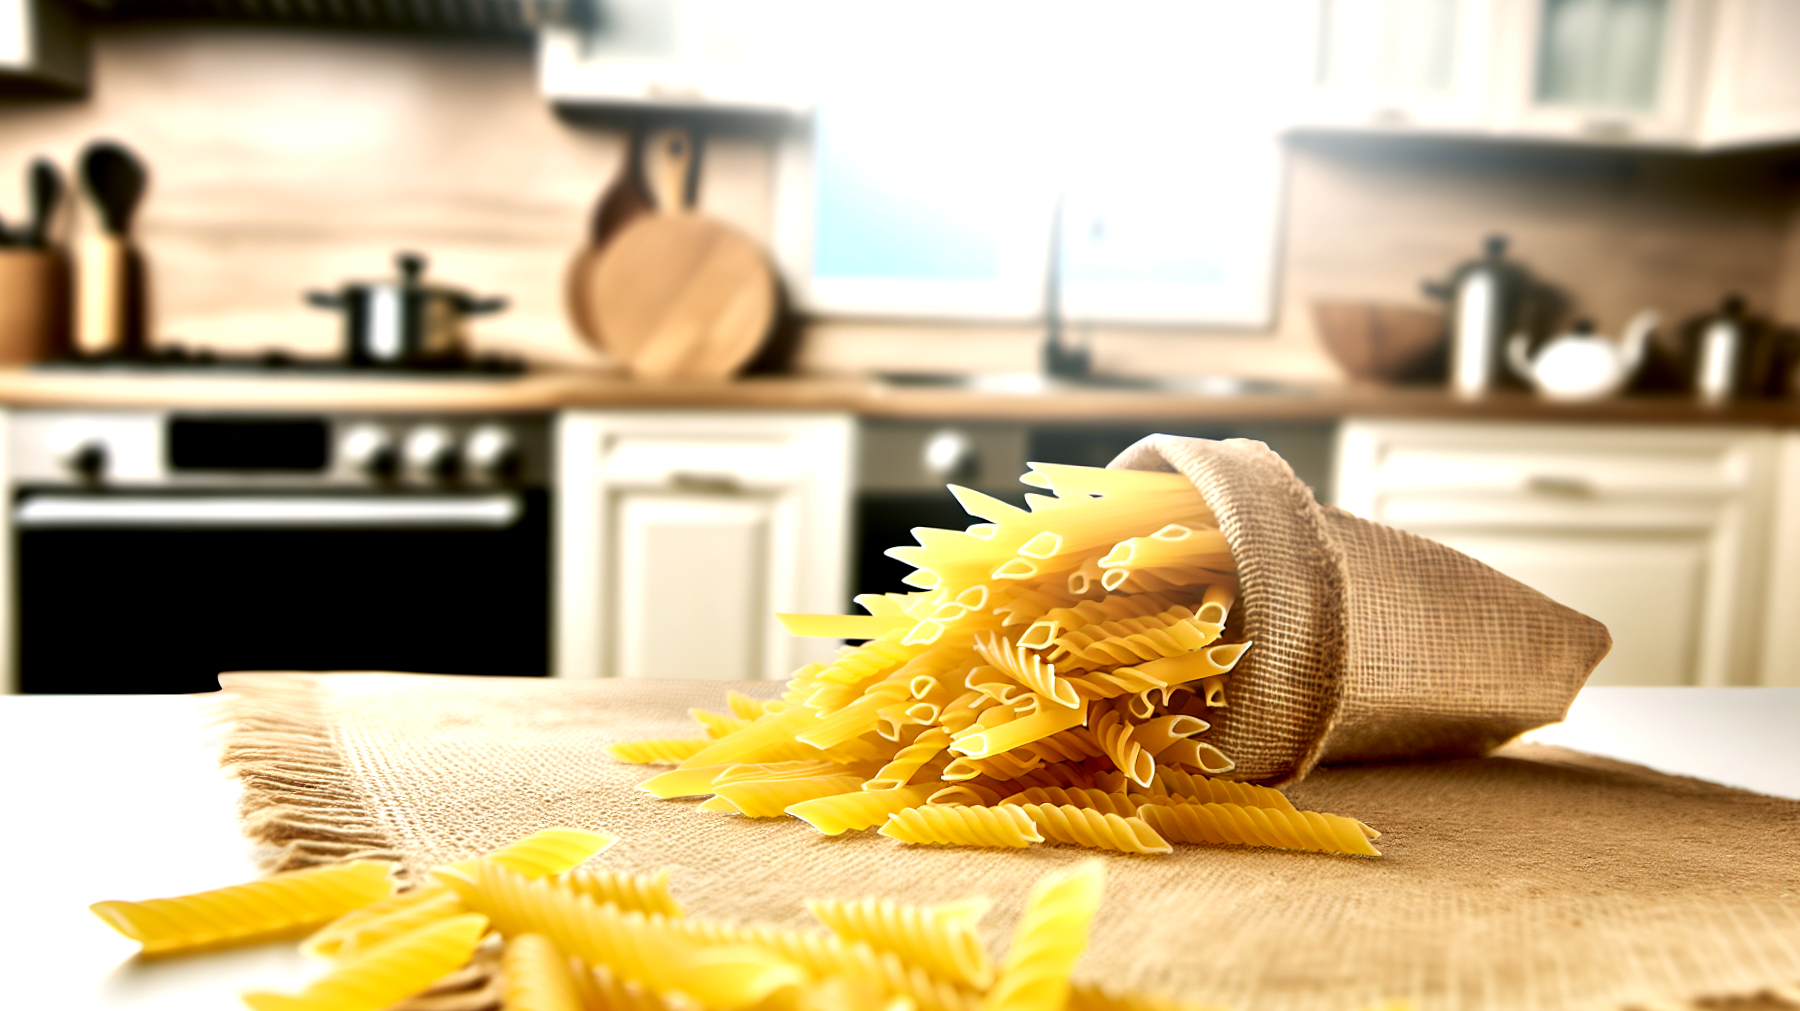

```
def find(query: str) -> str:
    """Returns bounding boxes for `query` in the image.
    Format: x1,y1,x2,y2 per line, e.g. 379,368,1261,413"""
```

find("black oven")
11,411,551,694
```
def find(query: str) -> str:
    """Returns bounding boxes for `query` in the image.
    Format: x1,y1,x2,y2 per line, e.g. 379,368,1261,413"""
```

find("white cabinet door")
1697,0,1800,148
1490,0,1711,145
1336,419,1778,686
1306,0,1497,130
557,411,853,681
1759,432,1800,686
614,493,775,681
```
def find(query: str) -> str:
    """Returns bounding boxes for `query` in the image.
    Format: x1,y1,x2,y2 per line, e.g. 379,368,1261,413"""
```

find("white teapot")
1506,309,1659,401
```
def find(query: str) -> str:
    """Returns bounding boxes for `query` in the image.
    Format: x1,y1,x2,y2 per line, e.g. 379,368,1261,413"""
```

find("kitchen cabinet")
1305,0,1498,131
0,0,85,95
536,0,808,115
1489,0,1712,146
1696,0,1800,147
1335,419,1779,686
555,410,853,681
1305,0,1800,149
1759,432,1800,686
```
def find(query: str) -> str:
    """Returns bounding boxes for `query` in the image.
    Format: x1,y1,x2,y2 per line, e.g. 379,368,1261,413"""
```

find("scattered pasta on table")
91,827,1247,1011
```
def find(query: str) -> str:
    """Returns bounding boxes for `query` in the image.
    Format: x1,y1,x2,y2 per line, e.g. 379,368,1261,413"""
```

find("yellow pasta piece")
1157,738,1236,775
438,861,804,1009
996,786,1138,817
559,866,685,918
1098,524,1230,569
666,916,982,1011
927,783,1004,806
302,884,465,960
983,861,1107,1011
776,612,916,640
241,912,490,1011
639,764,736,799
710,774,866,819
865,726,953,790
808,895,995,989
675,706,831,770
973,632,1080,708
605,737,714,765
1010,804,1173,855
440,826,617,881
1089,701,1155,788
90,860,395,955
1135,767,1296,812
788,784,936,835
1049,607,1225,669
502,933,586,1011
1136,801,1381,855
711,760,854,787
691,708,754,739
879,805,1043,848
570,960,693,1011
719,690,763,719
950,696,1088,760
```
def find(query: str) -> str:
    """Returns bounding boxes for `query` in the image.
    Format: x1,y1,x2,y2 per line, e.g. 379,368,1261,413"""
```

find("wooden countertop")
3,367,1800,425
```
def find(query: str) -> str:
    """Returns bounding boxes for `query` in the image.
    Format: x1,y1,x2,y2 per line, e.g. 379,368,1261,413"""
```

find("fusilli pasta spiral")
1009,803,1173,855
501,932,585,1011
1136,801,1381,856
879,805,1043,848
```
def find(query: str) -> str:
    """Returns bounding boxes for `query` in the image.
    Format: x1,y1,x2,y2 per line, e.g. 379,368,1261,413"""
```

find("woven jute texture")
1109,435,1613,783
218,672,1800,1011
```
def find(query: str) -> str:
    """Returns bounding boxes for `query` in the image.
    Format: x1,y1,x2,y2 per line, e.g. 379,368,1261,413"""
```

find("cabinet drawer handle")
1526,474,1595,498
670,471,741,493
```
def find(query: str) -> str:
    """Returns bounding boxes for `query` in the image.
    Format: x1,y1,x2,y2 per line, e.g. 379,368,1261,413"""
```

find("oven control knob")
63,441,108,483
341,425,399,482
404,425,460,485
922,428,979,483
463,424,520,484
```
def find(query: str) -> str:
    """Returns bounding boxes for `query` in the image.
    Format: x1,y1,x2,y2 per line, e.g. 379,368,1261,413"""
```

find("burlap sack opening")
1109,434,1613,785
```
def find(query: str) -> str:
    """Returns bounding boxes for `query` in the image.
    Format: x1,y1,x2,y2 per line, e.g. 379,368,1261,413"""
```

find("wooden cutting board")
565,128,655,350
587,129,776,382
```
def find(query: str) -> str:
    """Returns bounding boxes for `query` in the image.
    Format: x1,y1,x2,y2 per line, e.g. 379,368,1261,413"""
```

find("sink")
875,371,1315,397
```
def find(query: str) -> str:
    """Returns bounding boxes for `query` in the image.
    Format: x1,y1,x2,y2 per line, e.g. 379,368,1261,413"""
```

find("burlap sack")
1109,434,1612,784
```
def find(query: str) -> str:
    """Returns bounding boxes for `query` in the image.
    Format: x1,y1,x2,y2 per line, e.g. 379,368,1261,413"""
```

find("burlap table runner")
219,672,1800,1011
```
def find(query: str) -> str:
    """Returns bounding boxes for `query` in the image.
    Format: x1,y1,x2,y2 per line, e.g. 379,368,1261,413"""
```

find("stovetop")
31,348,529,377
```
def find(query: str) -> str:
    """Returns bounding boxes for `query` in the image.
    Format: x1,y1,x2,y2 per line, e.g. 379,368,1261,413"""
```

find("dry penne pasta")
90,860,395,955
606,465,1375,857
242,912,490,1011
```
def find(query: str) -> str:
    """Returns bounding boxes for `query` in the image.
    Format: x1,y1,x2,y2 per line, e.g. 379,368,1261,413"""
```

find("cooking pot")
306,252,508,365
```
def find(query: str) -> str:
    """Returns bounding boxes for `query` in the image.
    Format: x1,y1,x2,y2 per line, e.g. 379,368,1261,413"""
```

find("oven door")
14,488,550,693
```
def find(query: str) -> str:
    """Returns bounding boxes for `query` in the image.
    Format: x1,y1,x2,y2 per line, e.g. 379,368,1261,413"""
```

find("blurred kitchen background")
1,0,1798,694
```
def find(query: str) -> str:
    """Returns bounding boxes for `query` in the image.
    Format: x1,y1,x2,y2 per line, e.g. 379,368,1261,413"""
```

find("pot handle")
305,290,344,309
459,295,510,316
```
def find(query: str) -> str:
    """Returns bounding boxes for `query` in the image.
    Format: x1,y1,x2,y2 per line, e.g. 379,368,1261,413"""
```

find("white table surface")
3,686,1797,1010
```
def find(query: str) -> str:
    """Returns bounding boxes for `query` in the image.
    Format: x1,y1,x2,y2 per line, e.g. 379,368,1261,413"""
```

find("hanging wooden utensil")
590,127,776,381
565,127,658,349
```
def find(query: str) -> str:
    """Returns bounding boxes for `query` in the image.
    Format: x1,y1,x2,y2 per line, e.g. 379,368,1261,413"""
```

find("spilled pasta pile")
90,826,1195,1011
610,463,1378,857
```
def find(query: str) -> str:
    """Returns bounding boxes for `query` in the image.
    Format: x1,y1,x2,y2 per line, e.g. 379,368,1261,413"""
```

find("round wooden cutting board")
588,130,776,381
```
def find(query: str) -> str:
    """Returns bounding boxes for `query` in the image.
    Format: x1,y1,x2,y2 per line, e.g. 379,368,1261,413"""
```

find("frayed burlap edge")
215,672,405,878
